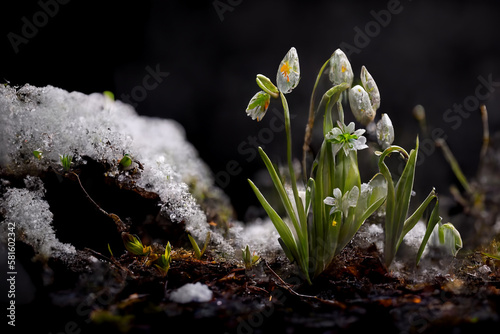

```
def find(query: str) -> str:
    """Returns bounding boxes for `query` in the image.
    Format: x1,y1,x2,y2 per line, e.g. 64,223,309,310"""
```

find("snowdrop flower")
376,113,395,150
329,49,354,87
326,121,368,156
246,91,271,121
276,47,300,94
349,85,375,126
360,66,380,111
324,186,360,218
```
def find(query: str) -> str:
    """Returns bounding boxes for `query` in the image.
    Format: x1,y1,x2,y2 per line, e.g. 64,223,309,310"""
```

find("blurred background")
2,0,500,222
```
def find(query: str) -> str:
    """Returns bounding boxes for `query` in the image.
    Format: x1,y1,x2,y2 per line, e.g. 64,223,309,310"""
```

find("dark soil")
2,158,500,334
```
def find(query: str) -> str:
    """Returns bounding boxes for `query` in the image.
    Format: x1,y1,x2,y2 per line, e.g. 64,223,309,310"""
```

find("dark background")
2,0,500,221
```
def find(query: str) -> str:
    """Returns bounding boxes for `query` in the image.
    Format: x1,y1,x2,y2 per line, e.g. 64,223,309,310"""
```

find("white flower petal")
324,197,335,206
345,122,356,134
354,129,366,137
346,186,359,207
353,136,368,151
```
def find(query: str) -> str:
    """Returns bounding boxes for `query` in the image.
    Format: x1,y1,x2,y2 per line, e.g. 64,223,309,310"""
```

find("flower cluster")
244,47,462,283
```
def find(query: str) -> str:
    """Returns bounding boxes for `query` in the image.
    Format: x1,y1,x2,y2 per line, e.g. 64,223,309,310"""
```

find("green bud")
256,74,279,98
33,150,43,160
122,232,151,256
119,154,133,168
103,91,115,101
348,85,375,125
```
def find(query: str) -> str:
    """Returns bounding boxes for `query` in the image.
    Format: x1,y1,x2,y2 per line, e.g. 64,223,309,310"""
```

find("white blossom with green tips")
246,91,271,121
325,121,368,156
276,47,300,94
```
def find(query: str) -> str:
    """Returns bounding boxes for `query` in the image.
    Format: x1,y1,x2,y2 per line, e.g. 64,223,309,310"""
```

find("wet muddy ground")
3,151,500,334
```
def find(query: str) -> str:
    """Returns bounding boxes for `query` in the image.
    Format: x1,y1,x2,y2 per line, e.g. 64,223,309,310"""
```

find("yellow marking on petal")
332,220,337,227
280,61,291,82
341,65,346,73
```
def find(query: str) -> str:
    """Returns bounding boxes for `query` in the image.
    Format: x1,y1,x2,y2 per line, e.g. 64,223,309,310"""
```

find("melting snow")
169,282,213,303
0,84,233,257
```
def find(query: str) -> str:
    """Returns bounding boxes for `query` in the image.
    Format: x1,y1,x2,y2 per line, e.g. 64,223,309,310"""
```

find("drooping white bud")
348,85,375,125
376,113,395,149
360,66,380,111
329,49,354,87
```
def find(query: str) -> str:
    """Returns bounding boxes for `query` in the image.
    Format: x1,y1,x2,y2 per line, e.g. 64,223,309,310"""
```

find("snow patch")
170,282,213,303
0,84,235,257
0,176,76,259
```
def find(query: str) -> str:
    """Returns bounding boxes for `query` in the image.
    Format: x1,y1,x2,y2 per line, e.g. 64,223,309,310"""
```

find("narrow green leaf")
393,138,419,251
378,145,409,267
248,179,299,262
415,198,442,265
398,189,437,248
188,234,202,259
257,147,303,239
278,238,295,262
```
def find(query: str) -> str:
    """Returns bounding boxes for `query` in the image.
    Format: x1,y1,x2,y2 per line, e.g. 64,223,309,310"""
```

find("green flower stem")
303,58,331,178
435,138,471,194
280,92,307,237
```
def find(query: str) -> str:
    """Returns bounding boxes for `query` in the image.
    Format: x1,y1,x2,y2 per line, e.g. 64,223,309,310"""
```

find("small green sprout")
154,242,172,275
103,90,115,101
59,154,73,172
188,232,210,260
242,245,260,270
122,232,151,256
482,240,500,261
107,243,114,258
119,154,133,168
33,150,43,160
